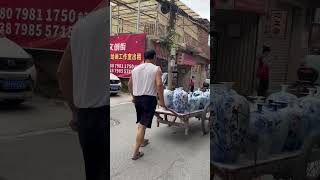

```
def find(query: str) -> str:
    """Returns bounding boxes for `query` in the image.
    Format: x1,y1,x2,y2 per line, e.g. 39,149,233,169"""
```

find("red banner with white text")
110,34,146,78
0,0,107,51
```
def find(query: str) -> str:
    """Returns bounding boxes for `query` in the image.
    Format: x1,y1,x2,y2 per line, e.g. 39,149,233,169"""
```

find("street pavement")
0,97,85,180
110,93,210,180
0,93,274,180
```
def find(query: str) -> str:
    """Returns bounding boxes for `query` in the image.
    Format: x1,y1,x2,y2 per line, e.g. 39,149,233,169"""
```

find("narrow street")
110,93,210,180
0,97,85,180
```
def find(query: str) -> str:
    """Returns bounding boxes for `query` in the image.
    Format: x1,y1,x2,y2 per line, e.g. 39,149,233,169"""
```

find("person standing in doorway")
57,6,108,180
128,49,166,160
256,46,271,97
189,76,195,92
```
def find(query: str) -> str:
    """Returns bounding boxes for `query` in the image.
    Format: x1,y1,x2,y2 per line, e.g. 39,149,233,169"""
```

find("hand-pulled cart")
154,104,212,135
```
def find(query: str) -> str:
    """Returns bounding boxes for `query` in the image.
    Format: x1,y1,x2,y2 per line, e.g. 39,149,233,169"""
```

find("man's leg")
78,109,96,180
257,80,264,96
133,123,146,157
78,107,108,180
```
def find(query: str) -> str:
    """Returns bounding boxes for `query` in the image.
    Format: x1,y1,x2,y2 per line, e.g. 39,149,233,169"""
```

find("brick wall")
197,19,210,56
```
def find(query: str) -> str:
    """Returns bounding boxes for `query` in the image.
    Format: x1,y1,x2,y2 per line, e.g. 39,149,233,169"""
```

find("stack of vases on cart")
210,83,320,164
163,87,210,113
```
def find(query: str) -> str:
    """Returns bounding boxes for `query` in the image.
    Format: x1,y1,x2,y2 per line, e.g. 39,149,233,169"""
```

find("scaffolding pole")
110,6,112,35
136,0,141,33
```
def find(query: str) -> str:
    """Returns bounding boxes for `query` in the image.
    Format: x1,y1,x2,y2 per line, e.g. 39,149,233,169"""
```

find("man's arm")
128,75,134,102
57,44,77,114
155,67,165,107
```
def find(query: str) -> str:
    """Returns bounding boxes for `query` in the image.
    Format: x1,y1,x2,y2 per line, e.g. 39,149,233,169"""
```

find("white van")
0,35,36,104
110,73,121,95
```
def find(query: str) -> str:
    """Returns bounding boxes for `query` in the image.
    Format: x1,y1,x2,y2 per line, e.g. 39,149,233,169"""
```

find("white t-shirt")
70,7,109,108
132,63,160,97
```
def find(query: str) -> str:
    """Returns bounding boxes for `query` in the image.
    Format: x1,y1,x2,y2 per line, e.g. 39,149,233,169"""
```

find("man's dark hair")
144,49,156,60
263,46,271,53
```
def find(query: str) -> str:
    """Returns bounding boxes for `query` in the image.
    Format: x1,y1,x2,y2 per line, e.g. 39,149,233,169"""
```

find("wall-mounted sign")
270,10,288,39
110,33,146,78
177,52,196,66
192,65,201,74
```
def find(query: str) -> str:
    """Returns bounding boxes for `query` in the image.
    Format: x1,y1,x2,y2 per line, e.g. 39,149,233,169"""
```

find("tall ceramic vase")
247,104,274,160
173,87,188,113
299,88,320,137
210,82,250,163
267,84,298,108
164,87,174,108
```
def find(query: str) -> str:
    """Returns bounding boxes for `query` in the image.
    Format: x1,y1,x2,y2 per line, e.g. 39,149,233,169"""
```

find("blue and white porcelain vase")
210,82,250,163
164,87,174,108
267,85,303,152
299,88,320,137
173,87,188,113
247,104,274,160
267,84,298,108
203,89,210,108
315,86,320,98
270,104,290,154
188,93,201,111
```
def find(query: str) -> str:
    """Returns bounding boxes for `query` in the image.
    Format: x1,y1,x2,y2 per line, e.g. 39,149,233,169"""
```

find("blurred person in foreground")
256,46,271,97
57,5,109,180
128,49,166,160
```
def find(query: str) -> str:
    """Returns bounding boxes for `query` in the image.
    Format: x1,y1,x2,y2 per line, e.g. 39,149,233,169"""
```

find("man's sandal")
132,152,144,160
140,139,149,147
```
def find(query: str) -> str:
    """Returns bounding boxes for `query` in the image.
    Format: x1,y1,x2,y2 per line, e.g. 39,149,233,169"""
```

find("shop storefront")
215,0,268,95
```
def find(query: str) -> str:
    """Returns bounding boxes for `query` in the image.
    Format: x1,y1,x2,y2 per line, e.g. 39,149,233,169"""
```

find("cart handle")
157,105,180,116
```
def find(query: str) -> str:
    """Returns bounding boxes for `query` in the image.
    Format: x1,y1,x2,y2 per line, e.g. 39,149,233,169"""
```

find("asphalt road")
0,97,85,180
110,93,210,180
0,94,275,180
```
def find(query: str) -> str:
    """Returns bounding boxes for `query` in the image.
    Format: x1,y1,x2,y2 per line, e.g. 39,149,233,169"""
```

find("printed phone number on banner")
111,68,134,74
110,64,136,69
0,8,88,23
0,22,72,38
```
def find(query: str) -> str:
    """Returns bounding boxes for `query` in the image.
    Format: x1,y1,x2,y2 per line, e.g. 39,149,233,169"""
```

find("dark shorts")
77,105,108,180
134,95,157,128
190,86,194,92
258,79,269,97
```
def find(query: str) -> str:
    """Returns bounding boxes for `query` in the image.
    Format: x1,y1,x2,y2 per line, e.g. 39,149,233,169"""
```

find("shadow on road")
0,101,34,112
154,120,208,145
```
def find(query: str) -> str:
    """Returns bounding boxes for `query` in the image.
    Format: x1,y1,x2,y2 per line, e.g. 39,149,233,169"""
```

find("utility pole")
167,0,176,90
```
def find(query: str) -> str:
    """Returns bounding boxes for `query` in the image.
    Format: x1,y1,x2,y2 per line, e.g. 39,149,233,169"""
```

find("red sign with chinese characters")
0,0,106,50
110,34,146,78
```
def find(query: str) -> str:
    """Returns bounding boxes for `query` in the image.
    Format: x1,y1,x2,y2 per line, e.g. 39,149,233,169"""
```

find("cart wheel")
202,103,213,135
